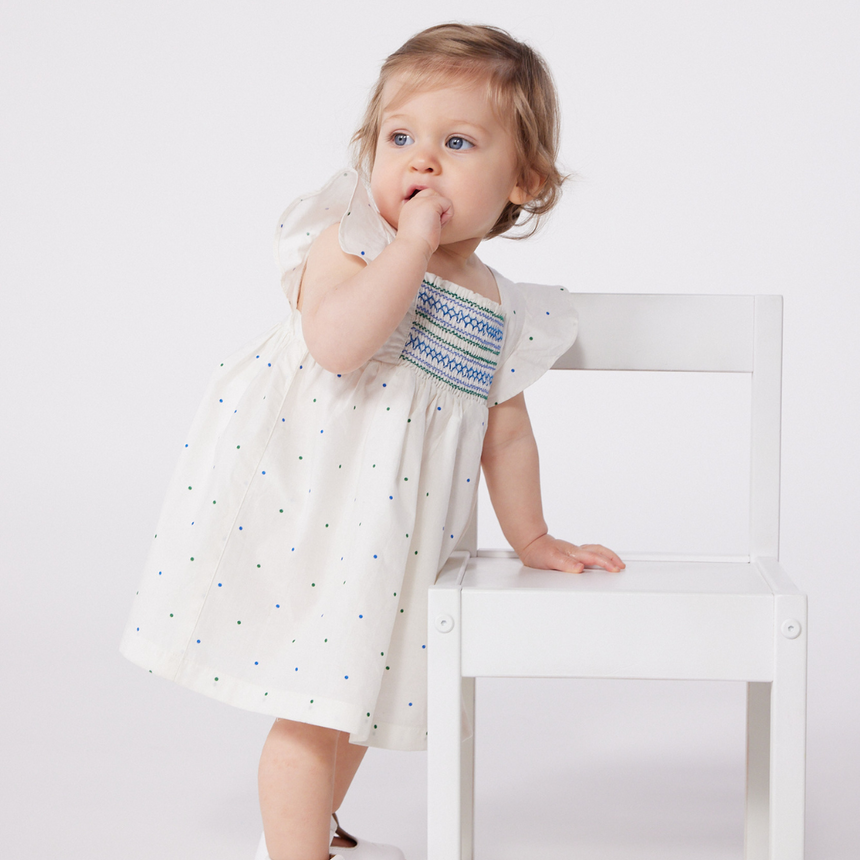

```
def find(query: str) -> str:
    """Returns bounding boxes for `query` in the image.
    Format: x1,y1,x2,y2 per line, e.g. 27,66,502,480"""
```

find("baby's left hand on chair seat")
518,534,625,574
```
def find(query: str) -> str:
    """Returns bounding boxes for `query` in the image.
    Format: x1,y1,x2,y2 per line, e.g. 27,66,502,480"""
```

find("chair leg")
768,600,808,860
428,587,464,860
460,677,476,860
745,598,807,860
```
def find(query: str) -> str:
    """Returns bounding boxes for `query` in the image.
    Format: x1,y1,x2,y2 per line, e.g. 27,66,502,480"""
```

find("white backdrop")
1,2,858,858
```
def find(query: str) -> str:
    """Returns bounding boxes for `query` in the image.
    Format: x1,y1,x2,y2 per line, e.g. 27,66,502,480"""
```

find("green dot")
385,667,390,671
220,363,224,366
212,500,216,504
367,712,370,717
299,455,303,460
381,652,384,656
237,620,241,624
529,336,534,340
374,724,378,729
324,638,328,642
187,486,192,490
265,692,268,696
292,639,296,643
325,523,329,528
400,608,404,613
406,533,409,538
279,509,283,513
372,464,376,468
313,398,316,402
426,492,429,496
403,477,408,481
257,564,261,568
407,418,411,422
169,613,174,617
311,583,315,587
414,551,418,555
236,445,240,449
214,677,219,681
386,407,390,411
393,592,397,596
339,464,342,468
310,699,314,703
190,557,194,561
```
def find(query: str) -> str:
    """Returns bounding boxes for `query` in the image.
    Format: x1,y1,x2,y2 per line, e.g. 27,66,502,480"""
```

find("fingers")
577,544,626,571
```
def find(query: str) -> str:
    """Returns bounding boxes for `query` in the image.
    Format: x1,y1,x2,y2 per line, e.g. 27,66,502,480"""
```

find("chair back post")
749,295,784,560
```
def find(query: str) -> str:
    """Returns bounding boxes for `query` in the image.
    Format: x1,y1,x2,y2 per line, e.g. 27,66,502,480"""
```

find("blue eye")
447,136,474,151
392,133,414,147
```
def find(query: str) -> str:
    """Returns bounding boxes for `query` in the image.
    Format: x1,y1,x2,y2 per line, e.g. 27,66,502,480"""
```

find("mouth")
405,185,427,201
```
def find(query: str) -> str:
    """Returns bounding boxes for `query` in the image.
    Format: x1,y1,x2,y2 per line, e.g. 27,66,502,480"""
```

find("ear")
509,170,545,206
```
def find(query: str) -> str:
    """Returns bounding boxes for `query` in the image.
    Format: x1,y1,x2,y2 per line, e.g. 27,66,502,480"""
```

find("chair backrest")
466,294,783,561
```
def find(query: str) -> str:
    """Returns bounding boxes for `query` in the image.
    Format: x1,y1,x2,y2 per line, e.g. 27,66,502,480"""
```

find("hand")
517,534,626,574
395,188,453,258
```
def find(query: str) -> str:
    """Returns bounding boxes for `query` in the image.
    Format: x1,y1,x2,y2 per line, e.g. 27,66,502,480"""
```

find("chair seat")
435,552,779,682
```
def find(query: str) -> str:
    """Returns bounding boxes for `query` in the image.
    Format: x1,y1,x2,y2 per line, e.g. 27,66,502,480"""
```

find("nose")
409,142,440,173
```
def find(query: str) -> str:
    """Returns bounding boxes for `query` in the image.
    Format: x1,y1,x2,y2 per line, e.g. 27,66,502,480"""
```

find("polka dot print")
118,167,578,754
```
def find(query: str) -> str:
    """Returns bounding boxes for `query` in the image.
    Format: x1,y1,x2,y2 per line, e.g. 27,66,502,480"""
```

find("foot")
329,813,405,859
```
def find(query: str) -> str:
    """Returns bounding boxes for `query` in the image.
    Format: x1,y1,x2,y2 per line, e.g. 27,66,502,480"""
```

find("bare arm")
299,190,451,374
481,392,625,573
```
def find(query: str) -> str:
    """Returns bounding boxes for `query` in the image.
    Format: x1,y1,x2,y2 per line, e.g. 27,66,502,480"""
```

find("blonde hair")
352,23,567,239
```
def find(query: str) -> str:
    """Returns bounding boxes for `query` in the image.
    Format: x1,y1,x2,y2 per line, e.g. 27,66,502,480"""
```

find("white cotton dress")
119,168,578,751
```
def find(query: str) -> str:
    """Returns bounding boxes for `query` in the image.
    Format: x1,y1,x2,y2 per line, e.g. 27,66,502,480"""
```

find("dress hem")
119,629,428,751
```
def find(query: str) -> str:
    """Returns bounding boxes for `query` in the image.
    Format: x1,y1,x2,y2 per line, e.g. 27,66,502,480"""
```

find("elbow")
302,326,366,375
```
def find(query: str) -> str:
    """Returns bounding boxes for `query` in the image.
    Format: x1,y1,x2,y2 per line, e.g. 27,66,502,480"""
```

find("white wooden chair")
427,294,806,860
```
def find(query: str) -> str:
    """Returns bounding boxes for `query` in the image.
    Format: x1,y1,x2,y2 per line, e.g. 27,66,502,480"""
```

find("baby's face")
370,74,529,247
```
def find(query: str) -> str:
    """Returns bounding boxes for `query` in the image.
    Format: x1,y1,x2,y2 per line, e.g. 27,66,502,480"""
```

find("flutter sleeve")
273,168,395,311
487,271,579,406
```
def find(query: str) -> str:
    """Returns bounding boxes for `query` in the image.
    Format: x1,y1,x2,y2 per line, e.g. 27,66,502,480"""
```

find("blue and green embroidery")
400,280,504,401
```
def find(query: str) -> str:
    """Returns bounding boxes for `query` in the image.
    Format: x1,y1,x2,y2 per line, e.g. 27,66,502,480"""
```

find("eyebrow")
381,113,490,134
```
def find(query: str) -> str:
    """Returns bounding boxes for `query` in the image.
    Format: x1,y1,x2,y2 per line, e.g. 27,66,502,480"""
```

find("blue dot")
256,355,260,358
300,365,303,369
136,627,139,631
389,495,393,500
511,368,515,372
320,429,323,433
337,374,342,377
185,444,188,447
268,362,271,366
344,675,349,679
409,702,413,706
239,526,243,530
359,614,363,618
158,571,162,575
275,604,280,608
546,310,550,314
373,554,377,559
219,398,223,402
282,418,285,422
295,667,298,671
467,478,470,482
422,645,426,649
291,547,295,552
197,639,201,643
254,661,259,665
361,251,365,256
218,583,222,587
382,383,387,387
450,534,454,538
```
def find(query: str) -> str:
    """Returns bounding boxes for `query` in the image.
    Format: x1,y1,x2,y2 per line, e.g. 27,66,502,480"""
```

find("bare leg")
258,718,339,860
331,732,369,848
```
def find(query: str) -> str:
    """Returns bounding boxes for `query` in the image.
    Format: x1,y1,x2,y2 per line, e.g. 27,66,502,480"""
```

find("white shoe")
330,813,406,859
255,817,339,859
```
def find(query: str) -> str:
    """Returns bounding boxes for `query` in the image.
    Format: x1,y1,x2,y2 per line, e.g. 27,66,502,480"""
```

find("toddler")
120,22,624,860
